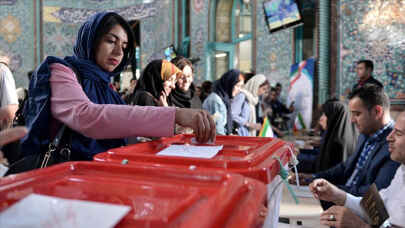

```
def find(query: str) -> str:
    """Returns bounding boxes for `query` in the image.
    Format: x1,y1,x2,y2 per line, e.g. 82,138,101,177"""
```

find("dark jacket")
353,76,383,90
314,124,400,197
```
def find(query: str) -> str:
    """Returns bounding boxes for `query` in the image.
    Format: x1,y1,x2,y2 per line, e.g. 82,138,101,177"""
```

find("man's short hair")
276,82,282,88
357,59,374,72
348,84,389,110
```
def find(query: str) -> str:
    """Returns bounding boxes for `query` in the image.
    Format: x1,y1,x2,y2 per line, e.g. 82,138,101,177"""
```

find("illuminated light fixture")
215,53,227,58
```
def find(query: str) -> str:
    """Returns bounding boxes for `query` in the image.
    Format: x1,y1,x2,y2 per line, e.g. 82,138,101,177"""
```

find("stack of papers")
0,194,130,228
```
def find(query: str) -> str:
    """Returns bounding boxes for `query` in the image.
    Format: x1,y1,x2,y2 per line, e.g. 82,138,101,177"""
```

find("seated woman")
130,59,181,107
297,99,358,173
169,56,201,109
15,12,214,173
202,69,244,135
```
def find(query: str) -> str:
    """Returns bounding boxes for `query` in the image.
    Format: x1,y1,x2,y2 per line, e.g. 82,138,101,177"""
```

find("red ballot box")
94,134,293,184
0,162,266,228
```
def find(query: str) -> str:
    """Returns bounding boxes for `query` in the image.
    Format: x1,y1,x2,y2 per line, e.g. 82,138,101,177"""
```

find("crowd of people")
1,11,292,171
0,11,402,227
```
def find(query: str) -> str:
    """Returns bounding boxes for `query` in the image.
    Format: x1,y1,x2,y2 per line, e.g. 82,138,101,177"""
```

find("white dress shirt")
344,165,405,227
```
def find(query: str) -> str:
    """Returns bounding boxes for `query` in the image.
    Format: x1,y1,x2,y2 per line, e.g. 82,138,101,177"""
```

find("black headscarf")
314,99,358,172
213,69,241,135
131,60,165,106
170,83,195,108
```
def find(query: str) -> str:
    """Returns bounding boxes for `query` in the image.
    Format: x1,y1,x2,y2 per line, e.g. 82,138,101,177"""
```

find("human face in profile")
355,62,371,82
232,75,244,97
387,112,405,164
349,97,380,135
95,25,128,72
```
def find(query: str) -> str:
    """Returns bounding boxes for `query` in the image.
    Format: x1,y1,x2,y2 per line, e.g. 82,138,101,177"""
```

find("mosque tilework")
43,0,169,72
140,0,173,69
1,0,171,88
0,0,36,88
190,0,209,84
255,0,294,90
339,0,405,98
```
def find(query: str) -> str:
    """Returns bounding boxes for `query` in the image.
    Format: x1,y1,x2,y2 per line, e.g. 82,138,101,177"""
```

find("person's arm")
49,63,175,139
0,105,17,129
344,193,370,222
0,64,18,128
231,93,249,126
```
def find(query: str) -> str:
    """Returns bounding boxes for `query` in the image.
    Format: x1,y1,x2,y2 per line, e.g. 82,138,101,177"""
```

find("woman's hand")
158,91,169,107
309,178,346,205
175,108,216,143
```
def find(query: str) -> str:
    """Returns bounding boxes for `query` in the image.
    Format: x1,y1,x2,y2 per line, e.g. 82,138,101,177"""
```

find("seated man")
291,85,400,200
309,111,405,228
264,87,294,136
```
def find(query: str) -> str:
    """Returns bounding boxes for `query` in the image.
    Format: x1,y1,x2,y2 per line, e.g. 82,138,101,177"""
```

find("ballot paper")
290,185,314,198
157,144,223,159
0,193,131,228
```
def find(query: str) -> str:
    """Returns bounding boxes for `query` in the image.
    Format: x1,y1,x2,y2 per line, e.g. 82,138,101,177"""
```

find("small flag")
293,112,307,131
259,117,274,137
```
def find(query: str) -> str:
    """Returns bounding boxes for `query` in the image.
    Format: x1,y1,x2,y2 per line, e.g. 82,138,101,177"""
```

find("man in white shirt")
0,56,18,129
309,111,405,228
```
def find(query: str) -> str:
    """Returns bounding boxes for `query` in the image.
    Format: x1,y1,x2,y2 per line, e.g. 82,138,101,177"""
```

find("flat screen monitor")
263,0,303,33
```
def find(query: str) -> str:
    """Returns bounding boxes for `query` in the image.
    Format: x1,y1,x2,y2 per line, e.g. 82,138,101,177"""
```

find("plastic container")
0,162,266,228
94,134,293,184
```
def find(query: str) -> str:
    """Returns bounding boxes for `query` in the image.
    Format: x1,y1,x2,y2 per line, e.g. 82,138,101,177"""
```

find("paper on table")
157,145,223,159
0,193,131,228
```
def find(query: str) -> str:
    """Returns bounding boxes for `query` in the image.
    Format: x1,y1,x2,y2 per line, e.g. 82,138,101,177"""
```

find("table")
279,184,328,228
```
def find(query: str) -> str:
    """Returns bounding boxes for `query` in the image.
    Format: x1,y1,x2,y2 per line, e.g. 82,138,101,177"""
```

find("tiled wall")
43,0,173,71
0,0,173,88
190,0,209,83
338,0,405,98
255,0,294,94
0,0,36,88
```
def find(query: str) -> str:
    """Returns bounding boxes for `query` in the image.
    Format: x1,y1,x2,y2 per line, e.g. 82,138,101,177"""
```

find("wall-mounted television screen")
263,0,303,33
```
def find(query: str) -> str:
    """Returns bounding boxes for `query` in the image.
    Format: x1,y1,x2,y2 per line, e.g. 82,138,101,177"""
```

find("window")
208,0,253,80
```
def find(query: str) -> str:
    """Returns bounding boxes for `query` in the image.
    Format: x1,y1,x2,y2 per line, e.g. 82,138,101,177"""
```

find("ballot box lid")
0,161,266,228
94,134,293,184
